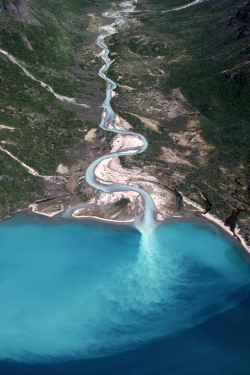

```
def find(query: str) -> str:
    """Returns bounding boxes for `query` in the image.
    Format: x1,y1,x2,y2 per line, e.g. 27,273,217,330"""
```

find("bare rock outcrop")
5,0,40,25
21,33,33,50
236,2,250,39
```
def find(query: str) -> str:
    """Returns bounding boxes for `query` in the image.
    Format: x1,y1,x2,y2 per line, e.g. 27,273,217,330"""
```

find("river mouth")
66,0,159,233
1,1,250,373
0,212,249,363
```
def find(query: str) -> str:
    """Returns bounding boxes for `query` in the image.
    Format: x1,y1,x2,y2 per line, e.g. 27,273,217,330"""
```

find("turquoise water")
1,1,249,373
82,0,158,233
0,212,249,371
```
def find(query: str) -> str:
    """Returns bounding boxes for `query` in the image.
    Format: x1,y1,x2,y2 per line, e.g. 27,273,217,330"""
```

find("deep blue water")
0,212,250,374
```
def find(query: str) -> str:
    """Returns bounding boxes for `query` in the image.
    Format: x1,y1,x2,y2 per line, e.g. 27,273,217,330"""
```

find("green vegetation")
115,197,130,208
107,0,250,240
0,0,121,219
1,0,250,244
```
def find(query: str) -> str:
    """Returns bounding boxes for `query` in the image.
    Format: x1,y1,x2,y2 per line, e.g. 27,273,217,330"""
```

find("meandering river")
1,1,250,374
84,0,158,233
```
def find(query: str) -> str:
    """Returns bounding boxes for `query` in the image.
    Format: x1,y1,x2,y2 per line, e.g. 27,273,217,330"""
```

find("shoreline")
2,0,249,257
27,192,250,255
29,203,64,218
71,211,135,224
201,212,249,254
182,196,249,254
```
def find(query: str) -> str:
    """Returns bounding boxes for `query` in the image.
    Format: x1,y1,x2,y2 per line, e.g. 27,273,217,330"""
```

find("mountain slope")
0,0,118,219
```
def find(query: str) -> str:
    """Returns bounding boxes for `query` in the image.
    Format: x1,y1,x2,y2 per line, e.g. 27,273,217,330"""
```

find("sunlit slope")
0,0,118,219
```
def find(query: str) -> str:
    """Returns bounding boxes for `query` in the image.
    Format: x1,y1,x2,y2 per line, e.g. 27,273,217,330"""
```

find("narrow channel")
85,0,158,233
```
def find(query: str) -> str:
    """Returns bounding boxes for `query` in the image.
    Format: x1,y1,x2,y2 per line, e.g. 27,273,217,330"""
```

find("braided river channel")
1,1,250,374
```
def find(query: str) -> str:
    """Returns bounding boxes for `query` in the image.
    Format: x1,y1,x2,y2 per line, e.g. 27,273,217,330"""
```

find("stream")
1,2,250,371
84,0,158,233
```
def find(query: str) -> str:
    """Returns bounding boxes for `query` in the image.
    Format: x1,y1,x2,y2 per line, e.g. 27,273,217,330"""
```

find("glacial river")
0,1,250,374
84,0,157,233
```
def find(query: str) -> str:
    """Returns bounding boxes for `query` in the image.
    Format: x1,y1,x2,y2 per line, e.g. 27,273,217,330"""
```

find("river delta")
1,1,250,374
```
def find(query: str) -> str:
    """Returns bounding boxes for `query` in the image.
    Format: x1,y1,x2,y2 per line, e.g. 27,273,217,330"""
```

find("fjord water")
1,213,250,374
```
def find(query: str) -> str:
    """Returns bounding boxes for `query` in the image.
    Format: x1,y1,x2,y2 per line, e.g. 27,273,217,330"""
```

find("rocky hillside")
0,0,40,24
0,0,119,220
